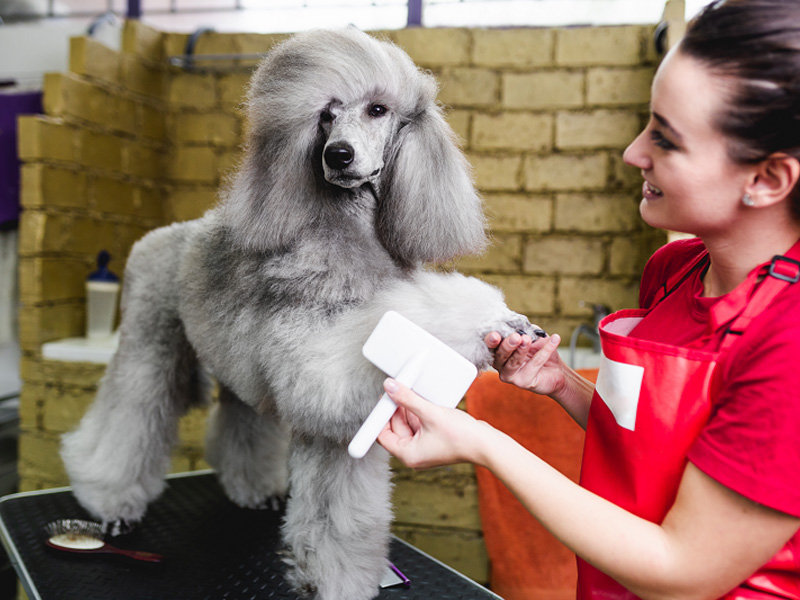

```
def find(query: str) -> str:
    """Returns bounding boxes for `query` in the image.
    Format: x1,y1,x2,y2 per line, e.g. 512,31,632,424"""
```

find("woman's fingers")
515,333,561,380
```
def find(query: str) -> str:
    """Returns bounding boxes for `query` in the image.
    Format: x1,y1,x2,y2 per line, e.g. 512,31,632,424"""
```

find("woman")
377,1,800,598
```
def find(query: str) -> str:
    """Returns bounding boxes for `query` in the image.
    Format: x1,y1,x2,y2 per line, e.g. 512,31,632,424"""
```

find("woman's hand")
485,330,595,428
376,378,497,470
485,330,565,396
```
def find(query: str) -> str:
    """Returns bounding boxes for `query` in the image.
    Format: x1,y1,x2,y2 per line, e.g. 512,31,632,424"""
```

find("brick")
19,383,42,430
139,103,168,141
217,150,242,180
18,431,67,482
218,73,252,110
484,193,552,233
20,164,88,210
393,463,480,529
123,141,163,180
444,109,470,147
108,95,138,136
559,276,640,317
169,147,218,183
609,150,645,190
17,117,77,163
609,235,640,276
587,67,654,106
191,31,239,56
121,19,165,60
394,28,470,67
556,110,641,150
43,73,98,125
438,68,499,108
21,212,116,255
503,71,584,110
39,360,107,387
19,257,87,303
177,405,211,447
479,274,556,316
79,129,124,172
229,32,287,55
167,187,218,222
18,303,85,351
524,153,609,191
174,113,239,147
136,186,167,221
523,236,605,275
163,33,190,60
42,384,95,433
121,54,165,99
472,112,552,152
70,36,121,85
556,25,643,66
170,453,194,474
457,232,522,273
473,28,554,68
555,193,640,232
392,525,488,585
92,177,138,215
469,153,521,191
169,73,218,109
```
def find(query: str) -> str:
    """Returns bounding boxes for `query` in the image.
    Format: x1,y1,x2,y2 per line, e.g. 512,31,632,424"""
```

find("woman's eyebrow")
653,112,684,143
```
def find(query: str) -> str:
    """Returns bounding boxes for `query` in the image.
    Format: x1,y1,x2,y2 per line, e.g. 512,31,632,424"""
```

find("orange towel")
465,370,598,600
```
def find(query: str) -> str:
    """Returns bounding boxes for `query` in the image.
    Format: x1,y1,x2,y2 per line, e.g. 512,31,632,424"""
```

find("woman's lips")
642,181,663,199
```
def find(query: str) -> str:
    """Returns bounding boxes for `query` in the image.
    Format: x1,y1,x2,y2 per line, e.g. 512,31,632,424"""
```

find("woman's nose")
622,130,651,171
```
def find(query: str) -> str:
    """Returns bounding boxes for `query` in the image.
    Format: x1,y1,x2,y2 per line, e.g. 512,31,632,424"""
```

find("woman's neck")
701,224,800,298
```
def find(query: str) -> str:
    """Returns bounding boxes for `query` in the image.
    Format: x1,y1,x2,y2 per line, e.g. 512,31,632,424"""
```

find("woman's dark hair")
680,0,800,215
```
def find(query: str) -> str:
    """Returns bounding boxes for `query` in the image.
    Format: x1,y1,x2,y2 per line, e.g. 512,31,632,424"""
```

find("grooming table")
0,471,501,600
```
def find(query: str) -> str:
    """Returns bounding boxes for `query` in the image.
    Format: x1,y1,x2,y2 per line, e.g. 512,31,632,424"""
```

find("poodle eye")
368,104,388,118
320,110,334,123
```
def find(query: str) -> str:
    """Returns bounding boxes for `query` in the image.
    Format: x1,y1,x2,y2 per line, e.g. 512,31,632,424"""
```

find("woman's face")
623,48,753,237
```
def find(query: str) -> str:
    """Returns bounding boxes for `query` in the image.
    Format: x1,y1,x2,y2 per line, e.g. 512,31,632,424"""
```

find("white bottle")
85,250,120,340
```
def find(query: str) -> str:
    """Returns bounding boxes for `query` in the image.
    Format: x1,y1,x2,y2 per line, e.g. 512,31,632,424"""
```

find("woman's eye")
650,129,677,151
368,104,388,118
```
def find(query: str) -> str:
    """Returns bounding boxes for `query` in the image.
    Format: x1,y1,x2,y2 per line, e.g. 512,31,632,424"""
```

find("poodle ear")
220,129,326,253
377,105,487,265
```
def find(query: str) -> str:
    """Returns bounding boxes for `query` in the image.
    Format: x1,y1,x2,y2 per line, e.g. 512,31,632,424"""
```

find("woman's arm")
378,380,800,600
486,331,595,428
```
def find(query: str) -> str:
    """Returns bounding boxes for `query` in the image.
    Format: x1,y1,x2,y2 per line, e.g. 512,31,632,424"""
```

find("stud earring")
742,192,755,207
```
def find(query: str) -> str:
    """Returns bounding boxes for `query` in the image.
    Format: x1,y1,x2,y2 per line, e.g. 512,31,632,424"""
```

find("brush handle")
105,545,164,563
348,349,429,459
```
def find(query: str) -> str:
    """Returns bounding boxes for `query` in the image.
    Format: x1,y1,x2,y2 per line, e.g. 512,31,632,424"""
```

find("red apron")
577,241,800,600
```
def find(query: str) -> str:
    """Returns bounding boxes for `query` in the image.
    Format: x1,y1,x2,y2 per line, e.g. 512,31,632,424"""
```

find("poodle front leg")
282,434,392,600
60,341,204,533
205,386,290,509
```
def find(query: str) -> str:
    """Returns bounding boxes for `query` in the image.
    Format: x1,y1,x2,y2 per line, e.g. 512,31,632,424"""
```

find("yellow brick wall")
15,21,666,585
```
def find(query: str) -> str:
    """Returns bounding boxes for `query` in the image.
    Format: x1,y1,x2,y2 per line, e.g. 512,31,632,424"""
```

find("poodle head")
222,28,487,265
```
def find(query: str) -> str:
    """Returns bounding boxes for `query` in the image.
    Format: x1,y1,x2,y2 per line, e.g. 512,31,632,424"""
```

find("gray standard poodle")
62,27,537,600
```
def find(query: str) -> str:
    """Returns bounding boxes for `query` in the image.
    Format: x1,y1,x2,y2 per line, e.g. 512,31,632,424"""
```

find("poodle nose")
324,143,355,170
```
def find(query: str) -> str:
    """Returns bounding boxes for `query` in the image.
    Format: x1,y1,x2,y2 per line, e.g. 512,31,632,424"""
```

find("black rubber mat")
0,471,500,599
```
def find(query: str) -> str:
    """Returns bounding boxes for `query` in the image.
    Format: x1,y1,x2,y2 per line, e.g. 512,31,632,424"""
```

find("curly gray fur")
61,28,537,600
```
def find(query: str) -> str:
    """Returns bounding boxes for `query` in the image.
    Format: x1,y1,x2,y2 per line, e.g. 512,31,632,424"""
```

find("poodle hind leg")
205,386,290,509
282,435,392,600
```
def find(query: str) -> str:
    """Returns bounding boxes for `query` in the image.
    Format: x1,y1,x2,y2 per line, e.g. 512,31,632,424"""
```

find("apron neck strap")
712,238,800,351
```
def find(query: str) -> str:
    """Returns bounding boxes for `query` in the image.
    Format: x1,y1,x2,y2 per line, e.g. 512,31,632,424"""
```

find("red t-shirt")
633,237,800,519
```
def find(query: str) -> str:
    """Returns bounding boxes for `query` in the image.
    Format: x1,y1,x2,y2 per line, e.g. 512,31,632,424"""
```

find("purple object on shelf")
0,89,43,228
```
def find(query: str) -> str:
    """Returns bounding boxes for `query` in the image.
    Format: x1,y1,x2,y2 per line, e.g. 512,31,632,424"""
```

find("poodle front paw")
102,519,138,537
282,547,381,600
489,311,544,341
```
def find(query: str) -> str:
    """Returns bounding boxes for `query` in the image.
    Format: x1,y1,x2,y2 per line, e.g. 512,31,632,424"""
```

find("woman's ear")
746,153,800,208
377,105,487,266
